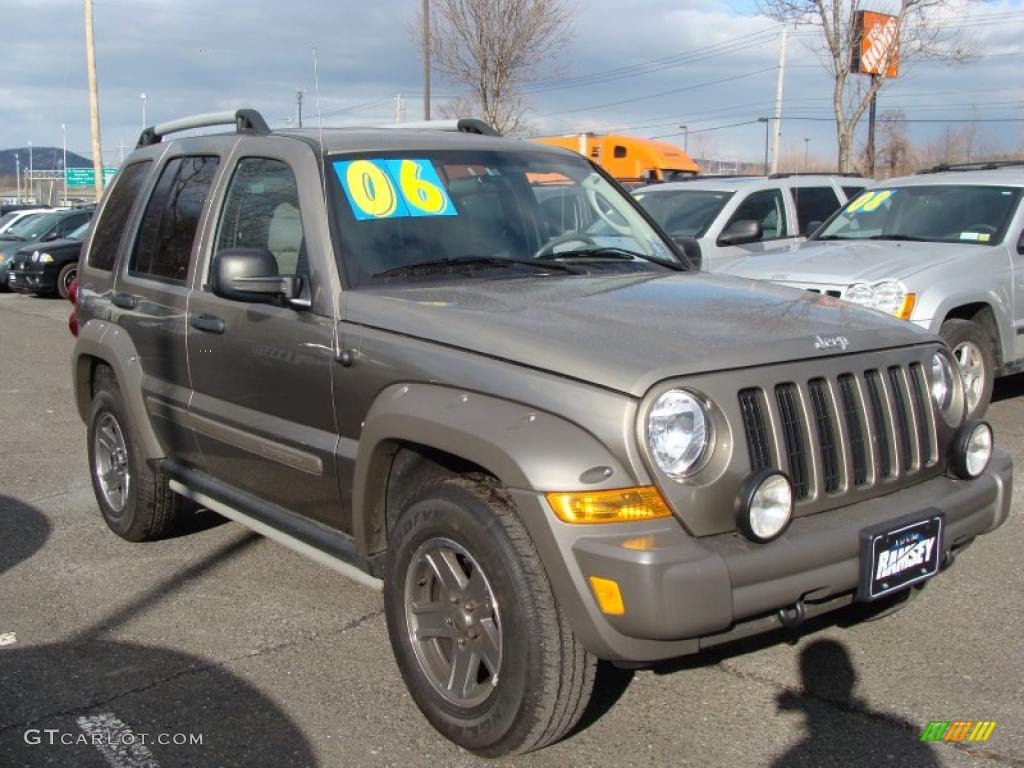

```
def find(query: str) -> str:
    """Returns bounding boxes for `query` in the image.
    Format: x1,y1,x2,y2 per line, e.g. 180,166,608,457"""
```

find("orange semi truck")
532,133,700,183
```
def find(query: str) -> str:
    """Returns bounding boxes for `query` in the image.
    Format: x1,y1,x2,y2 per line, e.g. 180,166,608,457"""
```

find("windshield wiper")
538,246,682,270
373,256,578,279
864,234,934,242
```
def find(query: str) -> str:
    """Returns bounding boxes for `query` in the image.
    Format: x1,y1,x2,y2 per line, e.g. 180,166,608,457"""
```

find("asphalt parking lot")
0,290,1021,768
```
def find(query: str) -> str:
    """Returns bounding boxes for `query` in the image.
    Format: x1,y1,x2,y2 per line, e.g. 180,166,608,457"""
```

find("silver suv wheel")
93,412,131,512
953,340,986,416
404,537,502,708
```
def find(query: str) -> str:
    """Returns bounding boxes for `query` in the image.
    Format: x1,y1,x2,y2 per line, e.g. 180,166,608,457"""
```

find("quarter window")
726,189,787,240
87,161,152,271
792,186,841,235
214,158,306,276
131,155,219,282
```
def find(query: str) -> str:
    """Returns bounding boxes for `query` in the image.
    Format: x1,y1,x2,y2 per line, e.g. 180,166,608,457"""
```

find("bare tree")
757,0,972,171
872,110,916,177
422,0,573,135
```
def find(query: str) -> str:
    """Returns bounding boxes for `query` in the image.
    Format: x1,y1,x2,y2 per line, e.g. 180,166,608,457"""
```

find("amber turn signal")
588,576,625,615
546,486,673,524
895,293,917,320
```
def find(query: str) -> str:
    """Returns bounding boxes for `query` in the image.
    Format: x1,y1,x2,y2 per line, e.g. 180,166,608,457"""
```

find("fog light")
949,420,993,479
737,469,793,542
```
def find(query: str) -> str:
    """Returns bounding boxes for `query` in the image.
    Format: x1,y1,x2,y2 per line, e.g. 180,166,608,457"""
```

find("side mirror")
805,220,823,237
42,232,60,242
672,236,703,271
211,248,300,303
717,219,763,246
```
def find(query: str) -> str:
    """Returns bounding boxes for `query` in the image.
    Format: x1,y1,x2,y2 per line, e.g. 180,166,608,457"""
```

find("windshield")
631,188,734,238
328,148,680,286
818,185,1022,245
5,212,58,240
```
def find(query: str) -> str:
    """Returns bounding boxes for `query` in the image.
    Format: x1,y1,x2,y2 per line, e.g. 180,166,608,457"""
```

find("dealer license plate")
857,513,943,601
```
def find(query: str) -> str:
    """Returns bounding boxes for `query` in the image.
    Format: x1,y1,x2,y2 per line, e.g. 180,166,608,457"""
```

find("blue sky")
3,0,1022,167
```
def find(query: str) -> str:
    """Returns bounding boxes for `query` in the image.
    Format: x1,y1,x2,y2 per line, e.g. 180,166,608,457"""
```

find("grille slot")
738,388,772,473
775,383,809,499
909,363,935,465
888,366,914,471
838,374,868,486
808,379,840,493
864,370,893,479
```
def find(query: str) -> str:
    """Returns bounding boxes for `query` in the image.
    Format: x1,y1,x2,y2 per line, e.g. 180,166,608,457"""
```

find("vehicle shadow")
992,371,1024,404
0,500,317,768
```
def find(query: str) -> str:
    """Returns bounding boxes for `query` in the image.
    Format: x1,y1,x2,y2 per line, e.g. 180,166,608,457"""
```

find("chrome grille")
738,359,938,502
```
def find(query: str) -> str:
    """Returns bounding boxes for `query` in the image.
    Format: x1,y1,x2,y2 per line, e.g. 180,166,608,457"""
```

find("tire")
87,367,183,542
57,262,78,300
940,318,995,421
384,474,596,757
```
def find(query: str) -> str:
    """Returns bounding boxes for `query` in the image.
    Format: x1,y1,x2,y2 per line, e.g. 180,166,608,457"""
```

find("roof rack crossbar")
768,172,865,178
136,108,270,148
917,159,1024,174
373,118,499,136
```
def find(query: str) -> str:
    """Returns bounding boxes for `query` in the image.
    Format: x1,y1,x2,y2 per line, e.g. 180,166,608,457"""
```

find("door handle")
111,292,136,309
190,313,225,334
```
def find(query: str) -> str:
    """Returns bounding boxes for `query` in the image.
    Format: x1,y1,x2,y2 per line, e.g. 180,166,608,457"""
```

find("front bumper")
10,267,57,294
513,448,1012,662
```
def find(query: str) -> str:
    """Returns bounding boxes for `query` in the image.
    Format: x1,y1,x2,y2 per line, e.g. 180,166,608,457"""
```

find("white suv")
633,174,870,272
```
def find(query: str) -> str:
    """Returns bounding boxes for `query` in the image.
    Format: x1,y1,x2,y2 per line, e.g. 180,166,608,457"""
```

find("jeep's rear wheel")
87,368,183,541
940,319,994,420
384,475,596,757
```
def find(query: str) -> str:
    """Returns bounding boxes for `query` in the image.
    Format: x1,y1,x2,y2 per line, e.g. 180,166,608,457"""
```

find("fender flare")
352,382,636,556
72,318,165,461
930,291,1011,363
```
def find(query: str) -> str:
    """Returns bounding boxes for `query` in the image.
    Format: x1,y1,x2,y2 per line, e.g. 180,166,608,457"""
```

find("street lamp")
141,92,147,131
62,124,68,206
15,155,20,203
28,141,33,203
679,124,688,154
757,118,770,175
803,137,810,172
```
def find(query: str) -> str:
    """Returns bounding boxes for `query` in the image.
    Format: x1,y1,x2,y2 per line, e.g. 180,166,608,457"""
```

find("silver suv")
69,111,1008,757
633,174,870,272
722,163,1024,420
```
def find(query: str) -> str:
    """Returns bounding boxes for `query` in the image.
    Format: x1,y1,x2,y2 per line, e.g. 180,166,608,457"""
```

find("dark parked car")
10,220,91,298
1,208,92,291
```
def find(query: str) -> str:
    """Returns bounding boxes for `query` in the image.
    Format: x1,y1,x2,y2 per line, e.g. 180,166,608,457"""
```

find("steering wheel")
534,231,598,259
584,186,633,236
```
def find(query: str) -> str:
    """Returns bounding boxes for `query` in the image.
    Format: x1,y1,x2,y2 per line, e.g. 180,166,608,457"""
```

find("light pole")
141,92,147,131
62,123,67,205
28,141,33,203
757,118,769,175
422,0,430,120
679,125,688,154
803,137,810,172
15,155,20,203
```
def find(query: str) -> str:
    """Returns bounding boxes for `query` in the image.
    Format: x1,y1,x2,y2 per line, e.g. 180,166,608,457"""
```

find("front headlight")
38,253,54,263
31,250,39,262
845,280,917,320
930,351,956,416
647,389,711,478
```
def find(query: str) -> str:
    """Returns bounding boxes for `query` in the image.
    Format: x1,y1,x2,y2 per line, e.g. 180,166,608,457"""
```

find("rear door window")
58,212,91,238
726,188,787,240
130,156,219,282
87,161,152,270
792,186,841,235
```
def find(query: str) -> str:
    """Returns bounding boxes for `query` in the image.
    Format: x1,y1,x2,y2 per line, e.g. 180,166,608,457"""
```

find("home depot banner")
852,11,899,78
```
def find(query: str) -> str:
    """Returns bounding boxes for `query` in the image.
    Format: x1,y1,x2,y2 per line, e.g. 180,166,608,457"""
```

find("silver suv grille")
737,361,937,501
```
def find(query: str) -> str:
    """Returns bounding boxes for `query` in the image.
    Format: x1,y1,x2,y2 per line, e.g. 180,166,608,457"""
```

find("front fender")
352,382,639,555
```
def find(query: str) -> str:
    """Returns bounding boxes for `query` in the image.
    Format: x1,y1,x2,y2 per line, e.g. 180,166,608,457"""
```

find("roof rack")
136,108,270,148
374,118,500,137
917,160,1024,174
768,172,865,178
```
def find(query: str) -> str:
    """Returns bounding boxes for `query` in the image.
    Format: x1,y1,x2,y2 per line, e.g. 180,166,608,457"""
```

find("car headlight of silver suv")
647,389,712,478
845,280,917,320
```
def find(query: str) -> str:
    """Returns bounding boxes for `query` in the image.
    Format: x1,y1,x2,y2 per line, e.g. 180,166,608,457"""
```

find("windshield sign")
818,185,1021,245
329,149,681,286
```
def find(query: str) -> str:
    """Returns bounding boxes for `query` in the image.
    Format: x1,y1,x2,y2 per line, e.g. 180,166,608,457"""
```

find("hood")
14,237,82,256
722,240,963,286
344,272,933,396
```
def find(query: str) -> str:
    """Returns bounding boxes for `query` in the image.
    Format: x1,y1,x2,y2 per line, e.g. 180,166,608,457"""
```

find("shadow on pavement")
769,639,939,767
0,508,317,767
993,371,1024,404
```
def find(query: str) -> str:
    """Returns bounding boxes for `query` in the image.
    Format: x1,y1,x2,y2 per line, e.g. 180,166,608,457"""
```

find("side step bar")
162,460,382,591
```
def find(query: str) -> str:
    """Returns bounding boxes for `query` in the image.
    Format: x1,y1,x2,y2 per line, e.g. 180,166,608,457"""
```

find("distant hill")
0,147,94,176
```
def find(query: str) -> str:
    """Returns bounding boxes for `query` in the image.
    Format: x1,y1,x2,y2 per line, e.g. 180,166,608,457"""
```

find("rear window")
130,156,219,282
87,161,152,271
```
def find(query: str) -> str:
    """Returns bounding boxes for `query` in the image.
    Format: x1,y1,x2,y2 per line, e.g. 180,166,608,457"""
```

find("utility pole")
757,117,770,175
296,88,306,128
141,92,147,131
866,75,878,177
84,0,104,197
422,0,431,120
119,139,125,164
15,155,20,204
28,141,33,203
395,93,403,123
679,125,688,154
769,27,787,175
803,137,810,171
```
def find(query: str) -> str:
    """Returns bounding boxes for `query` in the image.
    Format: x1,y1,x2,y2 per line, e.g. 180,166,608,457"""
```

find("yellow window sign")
847,189,893,214
334,158,457,220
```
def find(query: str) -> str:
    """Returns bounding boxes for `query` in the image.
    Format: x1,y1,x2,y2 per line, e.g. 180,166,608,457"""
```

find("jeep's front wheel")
940,319,994,420
384,476,595,757
87,368,183,541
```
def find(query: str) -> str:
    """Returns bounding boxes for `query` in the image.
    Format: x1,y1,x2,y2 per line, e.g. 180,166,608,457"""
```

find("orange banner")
854,11,899,78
